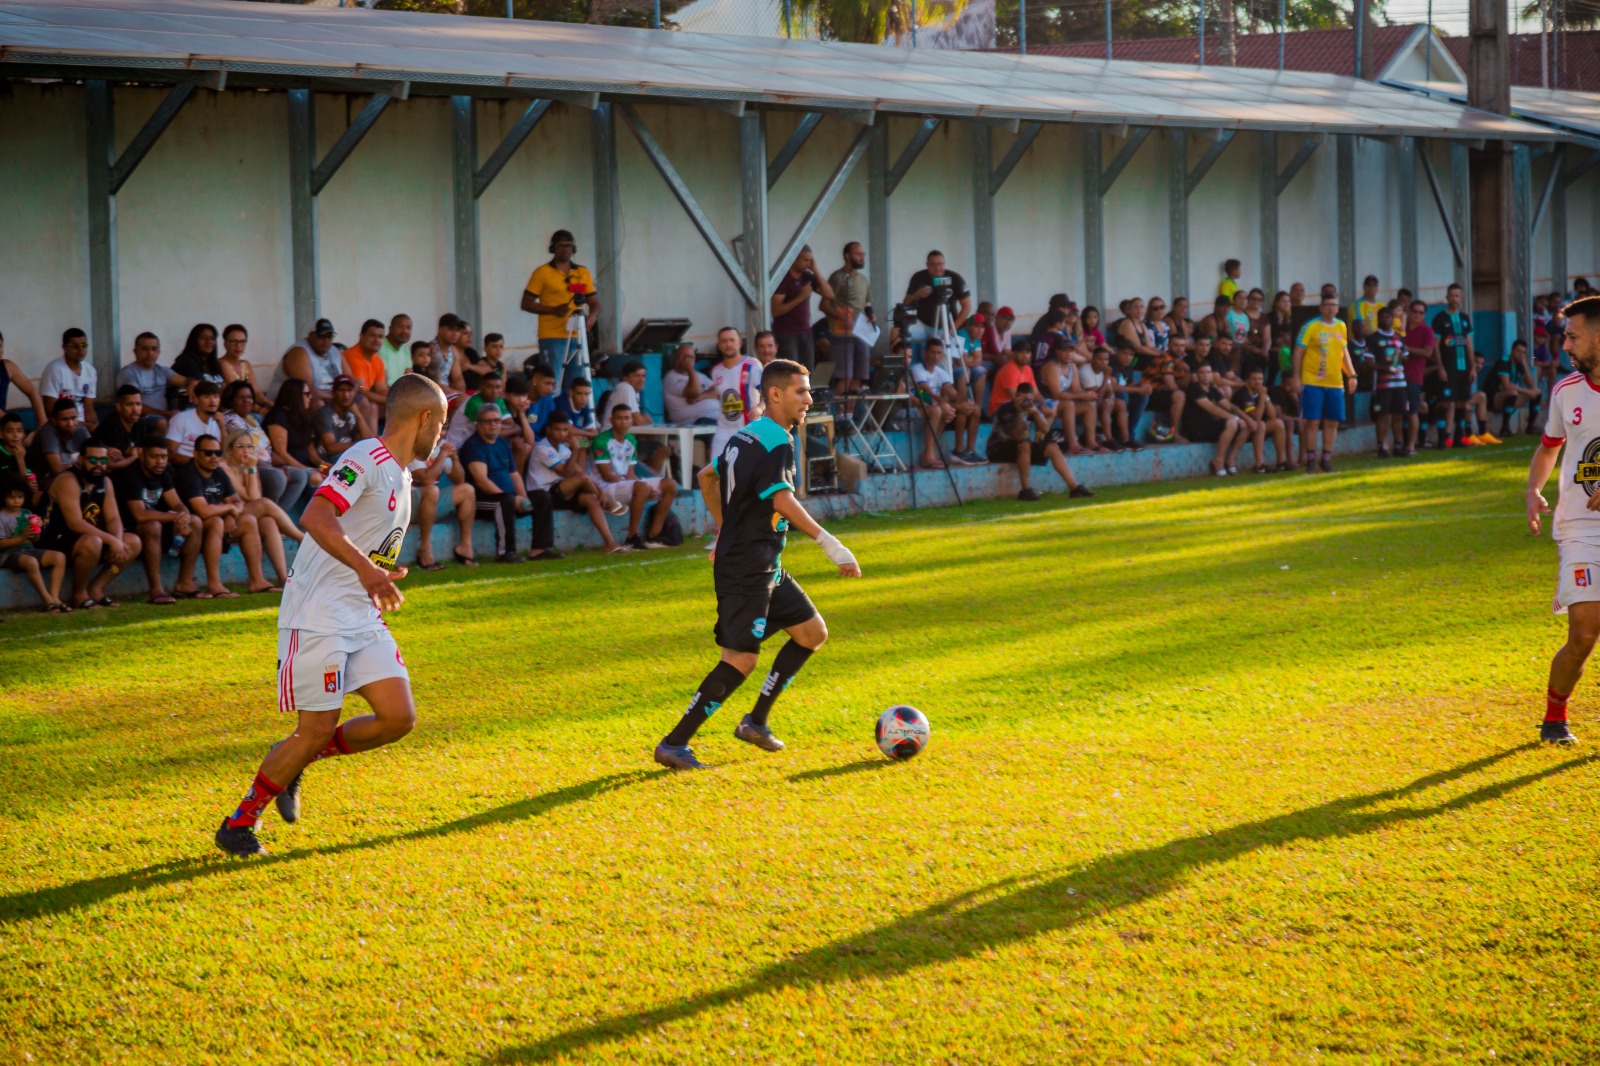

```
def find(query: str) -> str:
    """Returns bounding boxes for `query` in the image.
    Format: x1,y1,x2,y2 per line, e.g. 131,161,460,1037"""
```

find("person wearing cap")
342,318,391,426
1027,294,1073,352
982,306,1015,360
271,319,343,408
522,229,599,387
313,375,371,461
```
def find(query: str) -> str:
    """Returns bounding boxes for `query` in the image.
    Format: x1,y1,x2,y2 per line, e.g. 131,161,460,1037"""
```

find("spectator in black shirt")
1184,363,1246,476
113,437,197,604
1489,338,1542,437
264,378,326,487
313,375,370,460
176,434,273,597
984,384,1093,502
1232,368,1290,473
38,441,139,608
172,322,225,409
904,250,971,345
0,413,38,505
91,385,147,473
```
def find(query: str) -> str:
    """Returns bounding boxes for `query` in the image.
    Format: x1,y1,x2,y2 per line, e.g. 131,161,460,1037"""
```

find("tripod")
564,300,592,390
911,292,964,504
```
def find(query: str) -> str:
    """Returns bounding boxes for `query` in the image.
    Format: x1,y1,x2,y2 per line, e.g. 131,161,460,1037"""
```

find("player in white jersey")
215,374,448,856
708,326,764,459
1526,295,1600,745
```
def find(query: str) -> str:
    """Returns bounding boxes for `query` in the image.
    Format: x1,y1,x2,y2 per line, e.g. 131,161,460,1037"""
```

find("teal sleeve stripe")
746,417,793,452
758,480,794,500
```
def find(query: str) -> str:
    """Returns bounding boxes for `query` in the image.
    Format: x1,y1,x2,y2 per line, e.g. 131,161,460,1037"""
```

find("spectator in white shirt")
165,380,223,465
1071,347,1116,453
40,328,98,431
600,360,668,473
526,412,629,552
910,339,976,469
663,344,721,424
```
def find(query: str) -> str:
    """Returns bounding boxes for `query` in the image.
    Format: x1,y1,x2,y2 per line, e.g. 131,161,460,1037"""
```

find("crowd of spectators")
2,232,1590,610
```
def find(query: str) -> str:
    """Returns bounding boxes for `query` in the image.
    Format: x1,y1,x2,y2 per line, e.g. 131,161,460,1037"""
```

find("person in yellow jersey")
1218,258,1242,299
1290,292,1358,473
521,229,600,389
1354,274,1386,336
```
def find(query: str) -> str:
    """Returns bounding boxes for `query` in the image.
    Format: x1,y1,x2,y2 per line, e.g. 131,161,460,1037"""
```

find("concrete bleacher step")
0,427,1377,611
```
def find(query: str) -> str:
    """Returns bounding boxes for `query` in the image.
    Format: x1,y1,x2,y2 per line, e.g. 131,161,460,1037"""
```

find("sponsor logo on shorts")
324,666,342,693
1578,568,1592,588
751,616,767,639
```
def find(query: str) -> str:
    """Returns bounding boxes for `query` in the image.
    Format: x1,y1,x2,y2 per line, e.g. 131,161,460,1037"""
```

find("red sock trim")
334,724,353,755
1546,686,1570,723
225,771,284,829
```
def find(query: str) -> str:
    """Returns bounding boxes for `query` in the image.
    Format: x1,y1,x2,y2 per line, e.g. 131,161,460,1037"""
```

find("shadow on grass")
0,769,664,924
493,744,1581,1063
786,758,896,783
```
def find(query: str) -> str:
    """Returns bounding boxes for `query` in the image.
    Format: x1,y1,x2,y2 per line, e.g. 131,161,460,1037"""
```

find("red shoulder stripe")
1543,434,1566,448
313,484,351,515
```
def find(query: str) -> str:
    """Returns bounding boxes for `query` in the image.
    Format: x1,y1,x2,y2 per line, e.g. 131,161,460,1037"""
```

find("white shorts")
277,627,409,713
601,477,663,507
1554,543,1600,614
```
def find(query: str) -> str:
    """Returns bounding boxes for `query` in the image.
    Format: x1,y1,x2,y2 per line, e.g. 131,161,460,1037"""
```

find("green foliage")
1519,0,1600,29
5,448,1600,1062
996,0,1383,51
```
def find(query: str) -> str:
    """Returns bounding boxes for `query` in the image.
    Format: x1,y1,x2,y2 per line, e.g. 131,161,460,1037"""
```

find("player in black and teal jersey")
654,358,861,770
1431,282,1481,447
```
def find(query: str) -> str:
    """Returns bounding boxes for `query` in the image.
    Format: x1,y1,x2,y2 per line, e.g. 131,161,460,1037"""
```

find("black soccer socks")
664,661,748,746
748,641,816,728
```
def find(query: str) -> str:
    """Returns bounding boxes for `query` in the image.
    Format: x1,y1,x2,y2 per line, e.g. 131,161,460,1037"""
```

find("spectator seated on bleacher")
593,405,679,551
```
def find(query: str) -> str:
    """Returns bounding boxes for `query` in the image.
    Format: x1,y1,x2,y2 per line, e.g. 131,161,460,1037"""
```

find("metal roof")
0,0,1563,140
1386,79,1600,147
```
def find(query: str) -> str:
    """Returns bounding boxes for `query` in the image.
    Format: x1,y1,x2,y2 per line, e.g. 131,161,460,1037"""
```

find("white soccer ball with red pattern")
875,705,930,761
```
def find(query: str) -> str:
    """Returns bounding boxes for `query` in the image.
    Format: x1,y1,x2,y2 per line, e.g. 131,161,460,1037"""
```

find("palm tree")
785,0,968,44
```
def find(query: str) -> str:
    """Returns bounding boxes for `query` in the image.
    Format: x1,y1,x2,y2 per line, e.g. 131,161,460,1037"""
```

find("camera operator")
903,250,972,353
521,229,601,388
770,246,834,372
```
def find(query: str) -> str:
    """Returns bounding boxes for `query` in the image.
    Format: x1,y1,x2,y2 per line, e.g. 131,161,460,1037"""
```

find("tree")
994,0,1383,52
781,0,971,44
1518,0,1600,30
374,0,694,28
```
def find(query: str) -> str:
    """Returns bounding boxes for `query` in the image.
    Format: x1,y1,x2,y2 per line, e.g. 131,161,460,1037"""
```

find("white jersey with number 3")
279,438,412,636
1544,372,1600,547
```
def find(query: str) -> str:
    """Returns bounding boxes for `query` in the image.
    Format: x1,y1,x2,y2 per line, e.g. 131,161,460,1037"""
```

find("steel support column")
85,80,118,390
1168,129,1188,301
1081,126,1104,309
867,119,890,355
972,122,996,308
1450,141,1472,309
1398,137,1419,294
288,89,317,334
1336,134,1356,308
591,103,622,352
451,96,480,329
1511,143,1532,339
1259,132,1278,294
739,110,770,339
1551,178,1567,293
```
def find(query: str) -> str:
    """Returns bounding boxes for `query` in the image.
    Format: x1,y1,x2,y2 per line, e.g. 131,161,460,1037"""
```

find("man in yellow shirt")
520,229,600,387
1290,292,1358,473
1218,258,1242,299
1354,274,1386,336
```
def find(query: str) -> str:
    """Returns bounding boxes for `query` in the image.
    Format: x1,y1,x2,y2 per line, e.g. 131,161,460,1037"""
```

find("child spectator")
593,406,680,550
527,412,629,552
0,414,38,504
0,475,67,612
313,376,370,460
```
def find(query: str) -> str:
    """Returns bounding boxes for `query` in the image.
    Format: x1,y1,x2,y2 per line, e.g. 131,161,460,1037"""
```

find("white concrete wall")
4,80,1571,391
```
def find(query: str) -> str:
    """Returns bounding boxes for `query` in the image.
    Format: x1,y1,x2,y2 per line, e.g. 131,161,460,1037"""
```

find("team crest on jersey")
1578,568,1593,588
323,665,342,693
1577,439,1600,496
369,527,404,572
333,463,360,488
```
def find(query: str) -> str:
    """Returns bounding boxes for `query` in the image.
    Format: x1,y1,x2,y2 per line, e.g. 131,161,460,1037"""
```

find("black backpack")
643,503,683,547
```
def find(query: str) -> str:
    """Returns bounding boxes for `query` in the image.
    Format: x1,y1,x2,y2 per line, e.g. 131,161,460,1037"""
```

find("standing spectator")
270,318,342,407
1219,258,1242,299
825,241,873,398
313,376,371,460
1232,367,1290,472
222,380,305,510
0,414,38,502
176,433,274,596
1489,338,1541,437
40,328,98,430
985,384,1093,502
166,379,223,465
26,399,92,486
990,341,1038,416
523,229,600,387
112,437,197,605
1109,344,1150,450
1367,306,1409,458
1432,283,1477,448
904,251,971,345
593,406,680,550
116,331,184,428
218,323,264,401
708,327,764,459
221,428,302,589
1355,275,1385,335
409,439,480,570
38,441,138,608
341,318,390,424
771,246,834,371
663,344,721,425
1402,299,1436,455
909,339,972,469
91,385,146,472
1184,363,1247,476
460,401,529,562
1292,292,1358,473
753,331,779,367
0,475,67,612
527,412,629,552
172,323,225,408
0,333,48,430
379,314,414,384
263,378,327,488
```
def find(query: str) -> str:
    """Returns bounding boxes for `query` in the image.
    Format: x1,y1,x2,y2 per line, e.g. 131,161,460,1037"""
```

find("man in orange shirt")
988,341,1038,417
342,318,390,428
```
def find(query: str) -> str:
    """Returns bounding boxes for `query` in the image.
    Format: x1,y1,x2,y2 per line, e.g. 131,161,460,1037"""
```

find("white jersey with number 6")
1544,372,1600,548
279,438,412,636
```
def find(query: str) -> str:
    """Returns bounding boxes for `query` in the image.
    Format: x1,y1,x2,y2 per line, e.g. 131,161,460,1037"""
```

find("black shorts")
551,483,589,513
986,428,1065,466
1373,386,1410,415
1269,386,1299,419
1184,417,1226,444
1444,369,1473,402
714,572,817,654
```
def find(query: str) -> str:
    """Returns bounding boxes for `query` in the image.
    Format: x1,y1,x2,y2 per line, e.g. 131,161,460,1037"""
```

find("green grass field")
4,444,1598,1064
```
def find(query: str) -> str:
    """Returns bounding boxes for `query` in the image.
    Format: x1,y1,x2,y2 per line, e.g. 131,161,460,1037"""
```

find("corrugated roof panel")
0,0,1567,141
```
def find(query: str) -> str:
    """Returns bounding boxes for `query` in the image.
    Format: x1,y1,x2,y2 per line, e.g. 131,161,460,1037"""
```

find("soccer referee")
654,359,861,770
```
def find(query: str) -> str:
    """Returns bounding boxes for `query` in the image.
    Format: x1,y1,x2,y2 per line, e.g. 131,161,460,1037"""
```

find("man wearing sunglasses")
38,441,139,608
177,434,274,598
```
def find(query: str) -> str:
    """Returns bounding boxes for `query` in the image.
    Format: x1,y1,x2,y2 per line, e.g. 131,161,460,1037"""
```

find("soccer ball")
875,705,930,761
